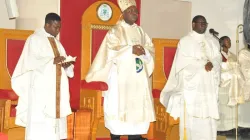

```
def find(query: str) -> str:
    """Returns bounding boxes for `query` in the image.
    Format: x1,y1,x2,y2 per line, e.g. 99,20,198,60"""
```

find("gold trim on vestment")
48,37,61,118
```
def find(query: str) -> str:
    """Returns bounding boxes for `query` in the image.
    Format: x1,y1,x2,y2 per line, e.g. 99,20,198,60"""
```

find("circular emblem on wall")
97,3,113,22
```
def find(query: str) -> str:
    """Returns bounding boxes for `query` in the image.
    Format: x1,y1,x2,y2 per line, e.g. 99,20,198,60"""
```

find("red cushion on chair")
152,89,161,98
0,133,8,140
0,89,18,100
81,80,108,91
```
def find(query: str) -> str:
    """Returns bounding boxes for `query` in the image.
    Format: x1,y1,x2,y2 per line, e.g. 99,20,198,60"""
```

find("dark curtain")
244,0,250,45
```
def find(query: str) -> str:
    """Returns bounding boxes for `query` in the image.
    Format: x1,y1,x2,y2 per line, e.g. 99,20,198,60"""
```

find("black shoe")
128,135,146,140
110,133,120,140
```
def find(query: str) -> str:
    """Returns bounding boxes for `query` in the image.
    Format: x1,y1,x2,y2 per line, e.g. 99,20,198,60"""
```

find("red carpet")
0,133,8,140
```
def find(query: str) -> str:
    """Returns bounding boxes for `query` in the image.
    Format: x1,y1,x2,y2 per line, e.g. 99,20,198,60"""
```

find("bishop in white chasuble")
85,0,155,139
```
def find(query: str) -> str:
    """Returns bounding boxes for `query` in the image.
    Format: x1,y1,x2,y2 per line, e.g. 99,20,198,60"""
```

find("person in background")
217,36,244,135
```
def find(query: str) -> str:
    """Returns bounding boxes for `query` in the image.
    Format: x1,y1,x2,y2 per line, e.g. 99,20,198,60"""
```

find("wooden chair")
79,1,121,139
67,109,92,140
0,28,33,139
0,99,6,132
152,38,180,140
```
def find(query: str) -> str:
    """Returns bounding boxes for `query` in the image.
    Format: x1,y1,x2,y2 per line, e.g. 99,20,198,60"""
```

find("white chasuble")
217,51,245,131
11,28,74,140
238,48,250,128
86,20,155,135
160,31,221,140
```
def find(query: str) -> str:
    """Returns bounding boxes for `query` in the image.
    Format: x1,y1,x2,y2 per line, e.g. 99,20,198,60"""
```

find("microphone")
209,28,219,35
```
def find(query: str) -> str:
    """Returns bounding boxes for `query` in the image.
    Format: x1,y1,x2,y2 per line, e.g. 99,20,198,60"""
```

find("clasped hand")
132,45,145,56
54,56,74,68
205,61,213,72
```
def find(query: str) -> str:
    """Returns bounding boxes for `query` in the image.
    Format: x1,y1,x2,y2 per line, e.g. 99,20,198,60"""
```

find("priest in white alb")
85,0,155,139
160,15,221,140
11,13,74,140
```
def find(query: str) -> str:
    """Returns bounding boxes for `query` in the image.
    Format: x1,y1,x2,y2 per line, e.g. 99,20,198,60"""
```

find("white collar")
120,20,138,28
221,51,229,59
35,28,55,38
190,31,205,40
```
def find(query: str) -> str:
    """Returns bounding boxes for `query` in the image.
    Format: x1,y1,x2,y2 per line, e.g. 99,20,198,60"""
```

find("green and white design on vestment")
136,58,143,73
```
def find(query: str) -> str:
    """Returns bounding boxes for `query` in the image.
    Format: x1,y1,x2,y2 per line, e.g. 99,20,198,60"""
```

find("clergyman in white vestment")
160,15,221,140
11,13,74,140
85,0,155,139
217,36,244,132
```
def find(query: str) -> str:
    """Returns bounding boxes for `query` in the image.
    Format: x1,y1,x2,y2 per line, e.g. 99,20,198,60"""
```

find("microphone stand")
211,32,220,40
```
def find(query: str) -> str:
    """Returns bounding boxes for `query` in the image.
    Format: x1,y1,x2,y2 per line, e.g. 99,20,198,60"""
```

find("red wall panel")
164,47,176,79
91,29,109,62
60,0,141,109
7,40,26,76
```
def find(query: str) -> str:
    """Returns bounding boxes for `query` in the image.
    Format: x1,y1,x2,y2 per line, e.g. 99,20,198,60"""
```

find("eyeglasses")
195,22,208,26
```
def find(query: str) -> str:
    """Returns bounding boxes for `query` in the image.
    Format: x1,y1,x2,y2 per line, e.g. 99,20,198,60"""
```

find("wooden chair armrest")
4,100,11,129
0,100,7,132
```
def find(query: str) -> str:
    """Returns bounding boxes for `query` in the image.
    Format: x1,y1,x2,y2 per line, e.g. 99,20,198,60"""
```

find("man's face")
45,20,61,37
192,17,208,34
224,38,231,49
123,6,138,25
